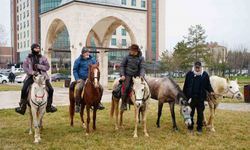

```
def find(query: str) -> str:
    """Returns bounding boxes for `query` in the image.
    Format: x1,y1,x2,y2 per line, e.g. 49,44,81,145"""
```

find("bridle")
224,86,241,99
133,84,150,103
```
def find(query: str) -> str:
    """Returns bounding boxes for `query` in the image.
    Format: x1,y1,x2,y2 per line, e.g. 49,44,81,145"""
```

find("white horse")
28,74,48,143
110,77,151,138
204,75,243,132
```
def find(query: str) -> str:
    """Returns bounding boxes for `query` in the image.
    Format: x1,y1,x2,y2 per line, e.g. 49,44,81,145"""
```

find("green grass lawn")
0,103,250,149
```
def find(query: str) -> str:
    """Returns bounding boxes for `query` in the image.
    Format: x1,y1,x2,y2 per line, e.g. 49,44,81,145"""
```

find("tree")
172,40,192,70
159,50,174,72
0,24,8,46
184,25,211,65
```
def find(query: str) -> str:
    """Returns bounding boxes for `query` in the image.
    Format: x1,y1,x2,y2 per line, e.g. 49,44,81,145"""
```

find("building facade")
11,0,165,62
0,47,13,68
11,0,40,62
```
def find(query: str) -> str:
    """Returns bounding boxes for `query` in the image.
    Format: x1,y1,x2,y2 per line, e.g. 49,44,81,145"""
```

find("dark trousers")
189,98,205,130
20,76,54,106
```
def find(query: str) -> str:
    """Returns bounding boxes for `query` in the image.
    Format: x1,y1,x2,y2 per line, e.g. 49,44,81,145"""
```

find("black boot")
97,102,105,110
46,98,57,113
15,99,27,115
75,99,80,113
120,95,127,111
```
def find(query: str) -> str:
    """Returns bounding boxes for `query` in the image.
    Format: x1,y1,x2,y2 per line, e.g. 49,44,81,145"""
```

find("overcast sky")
0,0,250,51
166,0,250,51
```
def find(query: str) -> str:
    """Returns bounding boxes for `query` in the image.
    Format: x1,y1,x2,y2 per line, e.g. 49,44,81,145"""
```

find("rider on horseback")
120,44,145,111
73,47,105,113
15,43,57,115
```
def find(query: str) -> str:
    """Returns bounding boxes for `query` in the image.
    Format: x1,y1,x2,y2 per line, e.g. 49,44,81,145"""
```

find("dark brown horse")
145,76,192,130
69,64,103,135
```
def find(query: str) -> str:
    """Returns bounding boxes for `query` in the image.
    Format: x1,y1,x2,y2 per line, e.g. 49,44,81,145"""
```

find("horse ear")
188,98,192,104
226,77,230,83
235,78,238,83
96,62,99,67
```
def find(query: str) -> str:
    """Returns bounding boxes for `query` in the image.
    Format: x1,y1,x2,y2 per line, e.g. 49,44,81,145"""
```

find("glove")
77,79,83,83
33,64,38,71
33,71,38,76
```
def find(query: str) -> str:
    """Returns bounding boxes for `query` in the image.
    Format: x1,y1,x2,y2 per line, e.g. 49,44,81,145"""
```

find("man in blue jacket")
73,47,105,112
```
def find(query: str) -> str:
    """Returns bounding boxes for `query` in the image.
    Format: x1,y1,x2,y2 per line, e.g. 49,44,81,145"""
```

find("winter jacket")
22,54,50,80
183,70,213,101
120,51,145,77
73,55,96,80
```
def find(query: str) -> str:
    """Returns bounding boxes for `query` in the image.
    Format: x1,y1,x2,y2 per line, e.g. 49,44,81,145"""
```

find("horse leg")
119,110,124,128
69,98,75,127
80,103,86,128
207,100,215,131
86,105,91,135
93,107,97,131
169,102,178,130
31,108,39,143
28,106,33,135
37,108,46,142
156,102,163,128
133,107,139,138
115,99,119,130
142,107,149,137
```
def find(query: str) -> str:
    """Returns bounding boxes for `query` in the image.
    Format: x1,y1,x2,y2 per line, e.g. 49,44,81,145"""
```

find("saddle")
112,80,132,100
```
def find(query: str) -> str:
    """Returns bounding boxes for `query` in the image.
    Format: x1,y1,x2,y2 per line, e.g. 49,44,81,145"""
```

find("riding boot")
46,97,57,113
121,95,127,111
15,99,27,115
97,102,105,110
75,99,80,113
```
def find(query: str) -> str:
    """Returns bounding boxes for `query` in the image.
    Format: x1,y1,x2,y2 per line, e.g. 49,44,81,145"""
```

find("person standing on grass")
183,61,214,134
15,43,57,115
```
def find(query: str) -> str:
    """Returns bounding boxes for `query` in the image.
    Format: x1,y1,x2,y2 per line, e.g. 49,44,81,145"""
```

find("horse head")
177,93,192,127
132,77,150,107
88,64,100,88
31,74,47,104
226,78,243,100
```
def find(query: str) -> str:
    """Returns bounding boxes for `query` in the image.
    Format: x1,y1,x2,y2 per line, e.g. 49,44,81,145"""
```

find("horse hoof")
173,127,179,131
145,133,149,137
133,134,138,138
210,128,216,132
34,140,39,144
82,123,86,128
85,133,89,136
29,130,33,135
115,127,119,130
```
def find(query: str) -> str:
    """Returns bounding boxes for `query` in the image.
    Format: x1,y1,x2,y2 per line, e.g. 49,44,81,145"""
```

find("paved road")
0,87,250,112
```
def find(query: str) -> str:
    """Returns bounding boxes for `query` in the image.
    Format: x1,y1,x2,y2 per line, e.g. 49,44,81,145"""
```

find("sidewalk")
0,87,250,112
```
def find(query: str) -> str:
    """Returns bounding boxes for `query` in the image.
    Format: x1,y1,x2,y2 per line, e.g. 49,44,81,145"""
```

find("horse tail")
69,81,76,126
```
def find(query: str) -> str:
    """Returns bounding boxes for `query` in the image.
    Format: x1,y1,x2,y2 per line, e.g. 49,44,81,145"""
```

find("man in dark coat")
15,43,57,115
183,61,214,134
120,44,145,111
73,47,105,112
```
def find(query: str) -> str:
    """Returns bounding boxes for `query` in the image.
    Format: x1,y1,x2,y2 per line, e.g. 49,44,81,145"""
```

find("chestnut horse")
69,64,103,135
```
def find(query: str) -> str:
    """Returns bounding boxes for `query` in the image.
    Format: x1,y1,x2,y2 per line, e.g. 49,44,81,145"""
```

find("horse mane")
167,77,187,104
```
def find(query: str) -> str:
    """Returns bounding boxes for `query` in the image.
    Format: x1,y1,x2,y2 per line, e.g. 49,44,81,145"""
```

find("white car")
15,74,26,83
0,74,9,84
108,72,120,80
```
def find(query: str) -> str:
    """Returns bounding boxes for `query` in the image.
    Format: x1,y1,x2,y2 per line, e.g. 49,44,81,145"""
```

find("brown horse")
69,64,103,135
110,77,151,138
145,76,192,130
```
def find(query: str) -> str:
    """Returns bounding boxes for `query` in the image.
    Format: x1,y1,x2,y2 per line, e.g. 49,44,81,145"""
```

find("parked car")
0,74,9,84
15,73,26,83
108,72,120,80
14,68,24,73
51,73,70,82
